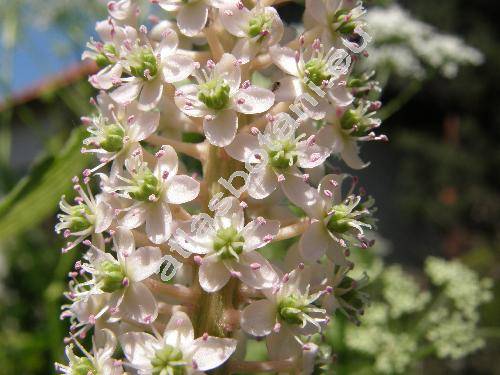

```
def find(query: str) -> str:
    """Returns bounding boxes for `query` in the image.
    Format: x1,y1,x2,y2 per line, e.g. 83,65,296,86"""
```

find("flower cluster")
364,4,484,79
55,0,386,373
343,255,493,374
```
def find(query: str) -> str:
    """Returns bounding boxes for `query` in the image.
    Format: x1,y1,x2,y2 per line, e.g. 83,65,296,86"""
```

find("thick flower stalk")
55,0,387,373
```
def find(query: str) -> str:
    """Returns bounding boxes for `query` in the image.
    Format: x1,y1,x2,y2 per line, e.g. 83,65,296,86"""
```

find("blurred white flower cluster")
54,0,389,373
344,256,493,374
364,4,484,79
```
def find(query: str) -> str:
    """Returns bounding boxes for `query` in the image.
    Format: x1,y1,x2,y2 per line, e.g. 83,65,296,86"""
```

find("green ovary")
72,357,96,375
304,58,331,87
331,9,356,35
100,124,125,152
99,260,126,293
248,14,272,38
268,141,297,170
69,204,93,232
130,48,158,79
326,204,352,234
151,345,186,375
340,108,370,136
129,169,162,202
214,227,244,260
198,79,230,110
95,44,118,68
278,295,305,326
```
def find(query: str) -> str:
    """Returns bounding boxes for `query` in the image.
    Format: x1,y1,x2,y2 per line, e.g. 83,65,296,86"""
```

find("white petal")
126,246,163,282
296,141,330,169
189,337,237,371
120,203,147,229
121,282,158,323
219,4,251,37
273,76,303,102
163,310,195,349
341,140,370,169
114,226,135,260
95,20,114,41
138,78,163,111
175,84,210,118
247,167,277,199
242,219,280,251
215,53,241,93
163,54,195,83
158,0,180,11
328,84,354,107
154,144,179,177
133,110,160,141
229,252,278,289
110,79,142,104
158,28,179,57
224,133,260,163
165,175,200,204
231,38,259,65
94,328,117,359
280,173,323,218
203,109,238,147
145,202,172,244
269,45,300,77
119,331,158,368
214,196,244,231
90,64,123,90
325,239,350,266
177,2,209,37
173,220,214,255
299,221,335,262
199,255,231,292
317,173,346,205
94,201,113,233
316,125,341,153
241,299,276,336
233,86,274,114
305,0,328,24
266,326,300,360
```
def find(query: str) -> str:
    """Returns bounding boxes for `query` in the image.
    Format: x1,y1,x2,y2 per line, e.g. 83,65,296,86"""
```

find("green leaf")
0,127,89,240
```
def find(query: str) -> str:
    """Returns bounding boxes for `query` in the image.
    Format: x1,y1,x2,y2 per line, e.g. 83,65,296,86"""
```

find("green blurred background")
0,0,498,373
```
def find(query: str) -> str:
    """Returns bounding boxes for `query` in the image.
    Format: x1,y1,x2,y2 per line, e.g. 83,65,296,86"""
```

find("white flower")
315,100,385,169
241,267,328,359
62,292,112,339
113,147,200,244
82,92,160,177
107,0,139,24
83,22,134,90
286,173,374,265
55,329,123,375
175,53,275,146
285,244,369,324
364,5,483,79
220,2,284,64
173,197,279,292
225,116,330,199
119,310,237,374
270,39,353,120
305,0,367,49
74,227,163,324
56,178,114,252
111,27,195,111
157,0,229,37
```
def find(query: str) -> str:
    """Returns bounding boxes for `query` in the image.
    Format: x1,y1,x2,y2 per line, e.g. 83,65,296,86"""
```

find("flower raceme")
57,0,385,373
